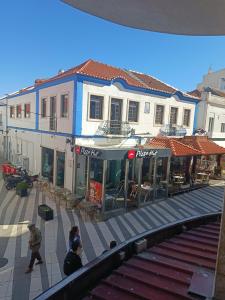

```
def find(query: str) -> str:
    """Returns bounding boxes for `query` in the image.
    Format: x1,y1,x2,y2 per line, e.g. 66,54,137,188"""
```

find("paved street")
0,178,224,300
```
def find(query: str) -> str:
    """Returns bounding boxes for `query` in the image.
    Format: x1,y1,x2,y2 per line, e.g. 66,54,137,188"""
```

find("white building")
193,68,225,147
0,59,199,191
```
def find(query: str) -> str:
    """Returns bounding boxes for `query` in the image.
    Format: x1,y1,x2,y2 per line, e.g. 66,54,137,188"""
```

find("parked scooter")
5,169,38,190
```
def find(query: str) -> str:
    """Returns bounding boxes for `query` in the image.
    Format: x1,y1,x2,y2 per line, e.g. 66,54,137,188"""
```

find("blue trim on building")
36,89,39,130
73,78,77,136
76,74,199,104
6,89,35,99
193,102,199,133
75,81,83,135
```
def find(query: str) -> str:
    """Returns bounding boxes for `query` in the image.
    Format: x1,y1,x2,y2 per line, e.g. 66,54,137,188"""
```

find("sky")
1,0,225,97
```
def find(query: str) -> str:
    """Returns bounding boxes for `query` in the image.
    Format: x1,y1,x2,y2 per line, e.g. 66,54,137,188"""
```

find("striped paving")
0,180,224,300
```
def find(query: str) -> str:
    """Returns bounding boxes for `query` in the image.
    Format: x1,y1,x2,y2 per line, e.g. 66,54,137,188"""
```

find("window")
208,117,214,133
41,98,47,118
144,102,150,114
128,101,139,122
61,94,69,118
10,106,15,118
89,95,103,120
170,107,178,125
24,103,30,118
221,123,225,132
155,105,164,125
16,105,22,118
183,109,191,127
220,78,225,90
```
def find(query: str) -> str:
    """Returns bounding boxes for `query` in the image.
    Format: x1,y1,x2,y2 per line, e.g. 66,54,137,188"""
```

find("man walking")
25,223,43,273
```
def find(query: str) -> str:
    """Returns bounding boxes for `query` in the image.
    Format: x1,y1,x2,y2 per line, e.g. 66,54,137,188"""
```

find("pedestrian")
102,240,117,254
68,226,81,250
25,223,43,273
63,240,83,276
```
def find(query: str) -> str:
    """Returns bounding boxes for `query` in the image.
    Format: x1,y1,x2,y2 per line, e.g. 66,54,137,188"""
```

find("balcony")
160,124,187,137
96,120,135,136
49,117,57,131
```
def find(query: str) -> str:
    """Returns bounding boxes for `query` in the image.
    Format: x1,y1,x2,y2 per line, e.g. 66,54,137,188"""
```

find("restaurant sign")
75,146,102,158
127,149,158,159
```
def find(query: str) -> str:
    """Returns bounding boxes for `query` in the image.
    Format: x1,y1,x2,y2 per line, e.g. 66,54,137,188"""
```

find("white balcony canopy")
62,0,225,36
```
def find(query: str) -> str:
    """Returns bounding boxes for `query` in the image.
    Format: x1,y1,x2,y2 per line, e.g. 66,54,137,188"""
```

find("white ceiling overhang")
62,0,225,36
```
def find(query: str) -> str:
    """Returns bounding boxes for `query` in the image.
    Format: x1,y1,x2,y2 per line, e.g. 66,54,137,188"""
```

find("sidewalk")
0,178,224,300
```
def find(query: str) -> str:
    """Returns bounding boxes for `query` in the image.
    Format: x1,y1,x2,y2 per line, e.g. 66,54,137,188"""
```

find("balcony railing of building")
96,120,135,136
160,124,187,137
49,117,57,131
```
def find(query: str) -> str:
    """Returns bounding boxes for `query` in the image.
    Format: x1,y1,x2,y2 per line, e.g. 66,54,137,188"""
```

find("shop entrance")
56,151,65,187
42,147,54,182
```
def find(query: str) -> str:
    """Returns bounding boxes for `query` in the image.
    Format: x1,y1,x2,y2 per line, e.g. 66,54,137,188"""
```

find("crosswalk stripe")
108,218,126,242
160,201,184,220
125,213,145,233
153,204,177,222
118,215,136,236
132,210,152,229
146,205,168,225
140,207,161,227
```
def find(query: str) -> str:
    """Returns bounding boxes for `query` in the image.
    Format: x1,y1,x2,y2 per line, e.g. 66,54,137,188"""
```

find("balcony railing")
49,117,57,131
96,120,135,136
160,124,187,136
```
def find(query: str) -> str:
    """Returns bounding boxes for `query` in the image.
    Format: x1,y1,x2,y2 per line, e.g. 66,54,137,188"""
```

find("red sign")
75,146,81,154
89,180,102,205
127,150,136,159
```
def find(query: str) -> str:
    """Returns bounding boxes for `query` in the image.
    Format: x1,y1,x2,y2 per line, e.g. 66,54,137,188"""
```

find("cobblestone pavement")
0,178,224,300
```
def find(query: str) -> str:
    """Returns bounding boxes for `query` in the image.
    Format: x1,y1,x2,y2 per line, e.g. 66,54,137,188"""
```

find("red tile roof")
33,59,198,100
85,221,220,300
182,136,225,155
188,89,202,99
148,137,202,157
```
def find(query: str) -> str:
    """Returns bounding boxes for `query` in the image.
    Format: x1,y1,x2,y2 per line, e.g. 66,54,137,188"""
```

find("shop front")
74,145,171,218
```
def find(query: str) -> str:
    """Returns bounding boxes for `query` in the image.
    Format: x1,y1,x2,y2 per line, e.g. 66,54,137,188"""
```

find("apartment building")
0,59,199,191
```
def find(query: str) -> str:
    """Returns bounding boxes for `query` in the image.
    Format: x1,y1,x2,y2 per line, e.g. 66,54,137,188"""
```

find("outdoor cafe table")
196,172,209,183
141,184,154,202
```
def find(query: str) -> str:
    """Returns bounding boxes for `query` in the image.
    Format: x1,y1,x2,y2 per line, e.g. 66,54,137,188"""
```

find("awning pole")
124,159,129,211
137,158,143,206
213,188,225,299
101,160,107,214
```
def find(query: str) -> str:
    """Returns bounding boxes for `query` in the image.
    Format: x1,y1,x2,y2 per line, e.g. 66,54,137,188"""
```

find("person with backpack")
63,240,83,276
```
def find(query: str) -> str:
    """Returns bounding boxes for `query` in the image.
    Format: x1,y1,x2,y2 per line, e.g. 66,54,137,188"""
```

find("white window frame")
60,94,69,118
10,106,15,118
41,97,47,118
16,104,22,119
127,100,139,123
24,103,31,118
221,123,225,133
88,94,104,121
182,108,191,128
154,104,165,126
169,106,178,125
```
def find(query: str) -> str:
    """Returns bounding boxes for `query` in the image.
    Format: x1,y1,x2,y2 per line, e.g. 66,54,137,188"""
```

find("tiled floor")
0,178,224,300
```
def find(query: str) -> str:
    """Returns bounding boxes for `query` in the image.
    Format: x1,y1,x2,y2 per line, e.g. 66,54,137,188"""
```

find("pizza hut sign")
127,149,158,159
75,146,101,158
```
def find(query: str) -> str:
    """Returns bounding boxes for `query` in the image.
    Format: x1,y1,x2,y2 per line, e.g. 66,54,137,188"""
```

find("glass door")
56,151,65,187
110,98,122,134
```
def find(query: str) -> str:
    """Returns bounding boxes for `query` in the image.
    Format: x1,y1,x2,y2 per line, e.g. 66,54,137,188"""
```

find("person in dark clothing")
64,240,83,276
68,226,82,250
102,240,117,254
25,224,43,274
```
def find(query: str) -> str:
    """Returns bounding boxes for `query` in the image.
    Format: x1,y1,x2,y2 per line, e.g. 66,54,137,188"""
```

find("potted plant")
38,204,54,221
16,181,28,197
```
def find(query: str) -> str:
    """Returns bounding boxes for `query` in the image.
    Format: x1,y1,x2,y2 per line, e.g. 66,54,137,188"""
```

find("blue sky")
1,0,225,97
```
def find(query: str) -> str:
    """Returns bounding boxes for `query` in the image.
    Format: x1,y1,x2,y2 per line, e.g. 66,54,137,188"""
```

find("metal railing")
160,124,187,136
96,120,135,136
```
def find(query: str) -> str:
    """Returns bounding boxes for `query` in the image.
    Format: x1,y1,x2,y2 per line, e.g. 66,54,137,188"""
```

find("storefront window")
56,151,65,187
42,147,54,182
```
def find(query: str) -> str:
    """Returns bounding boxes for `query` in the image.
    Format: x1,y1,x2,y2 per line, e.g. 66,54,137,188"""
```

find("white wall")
197,69,225,91
81,81,196,136
38,80,74,134
7,92,36,129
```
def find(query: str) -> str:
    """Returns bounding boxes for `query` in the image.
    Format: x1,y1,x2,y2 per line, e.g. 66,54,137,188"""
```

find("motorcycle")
5,171,39,190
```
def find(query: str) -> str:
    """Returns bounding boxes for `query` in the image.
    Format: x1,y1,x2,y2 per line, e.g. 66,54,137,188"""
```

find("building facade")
0,60,199,191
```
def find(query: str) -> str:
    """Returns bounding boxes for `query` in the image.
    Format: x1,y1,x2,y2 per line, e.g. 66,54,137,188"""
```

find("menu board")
89,180,102,205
